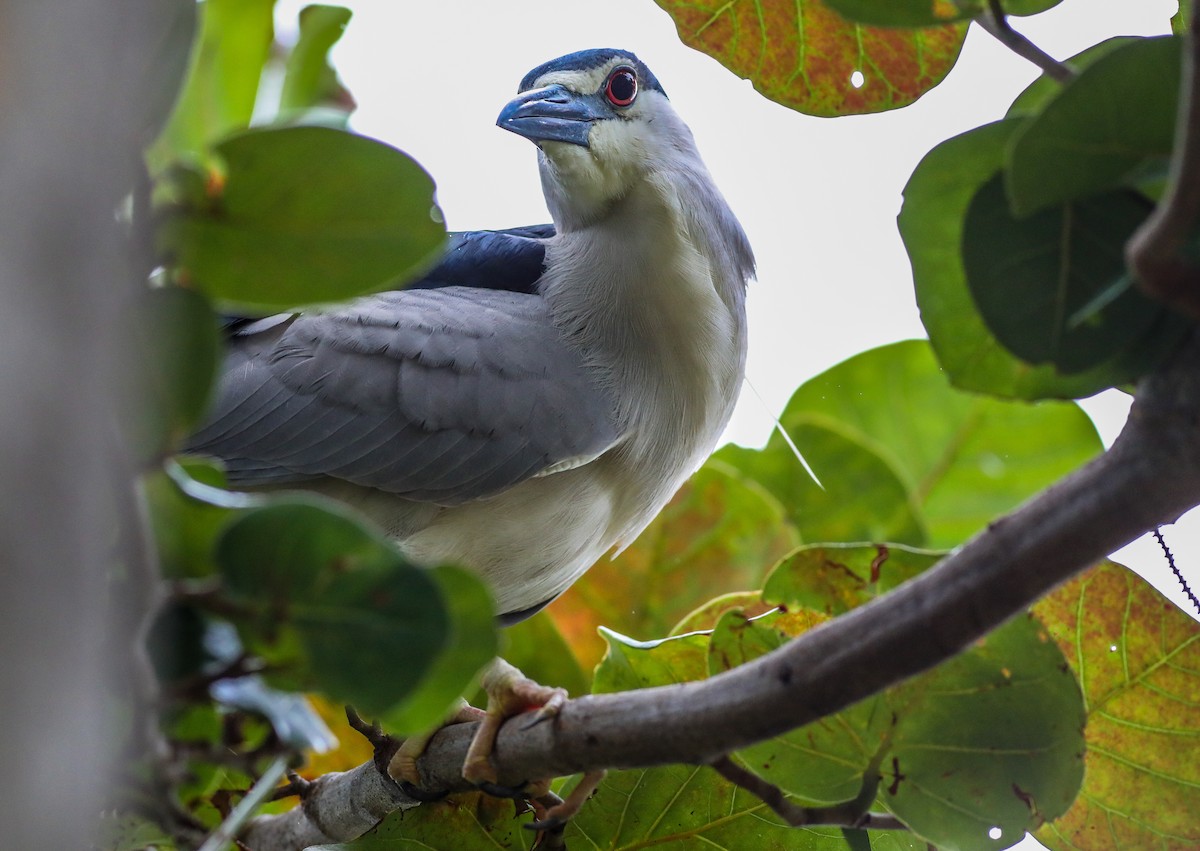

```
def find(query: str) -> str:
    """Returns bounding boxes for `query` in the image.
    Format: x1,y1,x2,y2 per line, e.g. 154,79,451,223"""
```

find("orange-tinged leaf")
1033,561,1200,849
546,461,797,669
654,0,967,116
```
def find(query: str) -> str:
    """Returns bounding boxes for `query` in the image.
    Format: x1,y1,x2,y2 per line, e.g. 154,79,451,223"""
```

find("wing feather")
188,285,619,505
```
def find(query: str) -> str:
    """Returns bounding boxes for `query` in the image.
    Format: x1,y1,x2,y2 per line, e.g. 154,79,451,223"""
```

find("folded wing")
189,226,621,505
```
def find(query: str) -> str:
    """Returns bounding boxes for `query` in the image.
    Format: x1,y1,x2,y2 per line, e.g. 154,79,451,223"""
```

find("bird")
186,47,753,819
189,47,753,624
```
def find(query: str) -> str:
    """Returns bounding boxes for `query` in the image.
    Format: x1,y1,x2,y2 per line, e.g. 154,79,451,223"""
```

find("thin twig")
1153,527,1200,614
345,705,403,782
345,705,391,751
269,771,313,803
710,756,907,830
975,0,1074,83
1127,0,1200,318
197,757,289,851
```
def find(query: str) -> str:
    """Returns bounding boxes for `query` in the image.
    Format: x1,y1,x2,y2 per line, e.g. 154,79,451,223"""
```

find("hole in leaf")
850,70,865,89
988,827,1003,840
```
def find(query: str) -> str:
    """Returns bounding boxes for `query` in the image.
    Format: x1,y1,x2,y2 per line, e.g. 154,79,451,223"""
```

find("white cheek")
539,117,649,224
590,119,646,180
543,143,608,197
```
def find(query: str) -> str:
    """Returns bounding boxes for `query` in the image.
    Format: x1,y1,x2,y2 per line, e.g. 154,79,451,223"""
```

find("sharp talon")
524,769,605,831
464,659,570,787
476,779,530,799
526,815,567,832
397,780,449,802
389,698,479,788
532,827,568,851
521,709,556,731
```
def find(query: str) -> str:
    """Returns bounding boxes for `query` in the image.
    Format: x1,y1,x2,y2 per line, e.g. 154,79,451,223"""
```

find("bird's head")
497,49,688,228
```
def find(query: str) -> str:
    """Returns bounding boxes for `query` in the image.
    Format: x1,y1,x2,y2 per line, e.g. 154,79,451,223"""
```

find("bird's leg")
463,658,567,786
387,699,487,789
528,770,607,832
385,659,567,792
386,659,601,826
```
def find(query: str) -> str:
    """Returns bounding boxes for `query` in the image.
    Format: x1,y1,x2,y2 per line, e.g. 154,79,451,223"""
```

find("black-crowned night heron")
187,47,753,823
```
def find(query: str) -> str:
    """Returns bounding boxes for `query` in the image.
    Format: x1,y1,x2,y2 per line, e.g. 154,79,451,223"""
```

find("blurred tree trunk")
0,0,161,844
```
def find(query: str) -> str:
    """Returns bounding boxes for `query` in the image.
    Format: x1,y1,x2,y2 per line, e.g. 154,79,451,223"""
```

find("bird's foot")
527,770,606,832
386,660,593,826
463,658,568,786
387,698,487,791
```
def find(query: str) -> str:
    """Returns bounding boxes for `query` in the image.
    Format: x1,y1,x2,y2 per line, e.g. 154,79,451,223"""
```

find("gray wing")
187,287,620,505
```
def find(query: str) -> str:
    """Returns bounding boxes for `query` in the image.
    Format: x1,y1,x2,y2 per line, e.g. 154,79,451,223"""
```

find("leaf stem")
976,0,1074,83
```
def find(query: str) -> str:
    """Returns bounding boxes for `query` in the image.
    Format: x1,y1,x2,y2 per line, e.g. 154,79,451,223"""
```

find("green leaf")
712,607,885,806
962,175,1189,375
728,341,1102,549
160,125,446,312
900,120,1146,400
671,590,775,635
764,542,945,616
823,0,1060,28
566,761,921,850
592,627,712,694
144,459,234,580
901,122,1192,398
1006,36,1181,215
717,422,926,546
1033,561,1200,849
581,623,924,850
97,813,178,851
147,0,275,172
653,0,967,116
1172,0,1190,34
548,461,798,670
886,615,1084,849
280,5,354,114
1006,38,1137,119
121,286,221,457
381,565,497,737
710,595,1086,850
214,499,450,715
313,792,534,849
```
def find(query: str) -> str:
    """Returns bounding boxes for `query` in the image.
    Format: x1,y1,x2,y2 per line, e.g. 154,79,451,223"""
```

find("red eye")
605,68,637,107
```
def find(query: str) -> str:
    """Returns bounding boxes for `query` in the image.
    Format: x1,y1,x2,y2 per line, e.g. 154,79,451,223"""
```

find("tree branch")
709,756,906,831
975,0,1075,83
1127,0,1200,318
0,2,164,846
243,332,1200,850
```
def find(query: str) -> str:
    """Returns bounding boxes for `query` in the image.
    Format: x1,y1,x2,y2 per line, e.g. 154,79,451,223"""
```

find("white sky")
275,0,1198,640
267,2,1196,845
